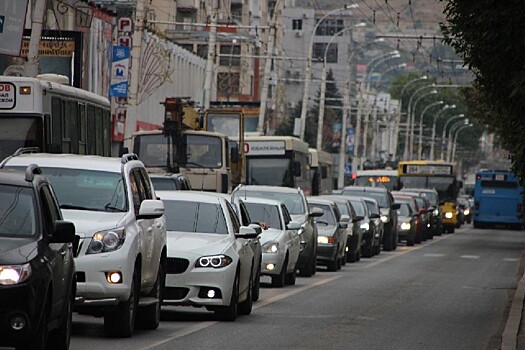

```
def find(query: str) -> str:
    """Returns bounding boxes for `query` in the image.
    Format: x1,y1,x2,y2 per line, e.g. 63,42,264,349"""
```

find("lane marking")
504,258,520,262
424,253,445,257
145,275,341,349
461,255,480,259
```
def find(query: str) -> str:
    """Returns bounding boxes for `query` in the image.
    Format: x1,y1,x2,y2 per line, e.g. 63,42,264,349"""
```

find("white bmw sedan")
156,191,258,321
241,197,301,287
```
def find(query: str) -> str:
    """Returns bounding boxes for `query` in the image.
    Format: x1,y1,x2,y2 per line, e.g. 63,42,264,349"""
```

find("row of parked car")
0,150,468,350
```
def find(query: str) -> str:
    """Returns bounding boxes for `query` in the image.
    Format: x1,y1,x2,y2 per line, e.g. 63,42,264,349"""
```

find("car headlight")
380,215,389,223
87,228,126,254
400,222,411,231
445,212,453,219
317,235,334,244
195,255,233,268
433,209,439,216
464,209,470,215
0,264,31,285
262,241,280,253
360,222,369,231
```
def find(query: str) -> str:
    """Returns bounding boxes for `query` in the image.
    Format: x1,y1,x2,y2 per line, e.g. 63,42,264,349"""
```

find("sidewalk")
502,252,525,350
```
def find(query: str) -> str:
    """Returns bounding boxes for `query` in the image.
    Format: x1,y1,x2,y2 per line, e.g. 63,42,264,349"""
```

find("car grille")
167,257,190,274
164,287,189,300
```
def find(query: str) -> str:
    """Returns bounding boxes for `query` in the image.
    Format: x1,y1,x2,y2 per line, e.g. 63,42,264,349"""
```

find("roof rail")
25,164,42,182
121,153,140,164
13,147,40,157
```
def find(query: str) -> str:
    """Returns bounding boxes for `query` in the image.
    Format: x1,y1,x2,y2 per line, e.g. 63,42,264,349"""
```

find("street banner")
110,46,130,97
346,127,355,154
0,0,29,56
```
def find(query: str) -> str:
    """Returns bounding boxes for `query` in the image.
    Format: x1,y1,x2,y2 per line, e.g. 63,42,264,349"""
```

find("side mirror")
236,226,258,239
119,147,129,157
309,207,324,218
138,199,165,219
353,215,364,223
419,208,427,215
248,223,262,235
51,220,76,244
370,213,380,219
428,206,436,211
391,203,401,210
230,146,240,163
339,214,350,229
292,160,301,177
287,221,301,230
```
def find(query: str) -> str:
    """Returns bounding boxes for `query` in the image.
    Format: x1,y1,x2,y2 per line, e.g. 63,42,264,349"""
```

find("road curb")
501,252,525,350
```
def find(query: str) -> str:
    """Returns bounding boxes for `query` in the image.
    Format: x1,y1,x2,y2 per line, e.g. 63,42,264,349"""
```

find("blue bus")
473,170,524,229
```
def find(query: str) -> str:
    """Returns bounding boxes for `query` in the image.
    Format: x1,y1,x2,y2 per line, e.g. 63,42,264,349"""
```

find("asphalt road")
71,224,525,350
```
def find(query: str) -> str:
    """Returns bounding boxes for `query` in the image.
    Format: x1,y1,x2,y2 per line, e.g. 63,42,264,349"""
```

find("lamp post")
402,83,434,160
316,22,366,150
407,88,437,160
451,124,473,163
441,114,466,160
429,104,456,160
299,4,358,141
447,119,469,162
365,51,401,92
417,100,443,159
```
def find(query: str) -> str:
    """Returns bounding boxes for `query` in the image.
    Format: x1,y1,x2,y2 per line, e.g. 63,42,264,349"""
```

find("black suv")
149,173,192,191
340,186,400,251
0,165,76,350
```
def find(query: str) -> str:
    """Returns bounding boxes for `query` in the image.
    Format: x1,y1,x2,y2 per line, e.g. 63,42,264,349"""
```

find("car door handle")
156,223,162,228
60,250,67,257
147,227,153,233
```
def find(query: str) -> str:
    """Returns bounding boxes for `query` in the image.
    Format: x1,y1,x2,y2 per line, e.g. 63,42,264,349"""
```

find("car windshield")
342,189,388,207
162,200,228,234
0,184,37,237
244,203,282,230
6,167,127,212
349,200,366,217
233,190,305,215
308,203,336,225
397,203,412,217
421,192,439,206
151,177,180,191
334,202,350,217
364,200,380,215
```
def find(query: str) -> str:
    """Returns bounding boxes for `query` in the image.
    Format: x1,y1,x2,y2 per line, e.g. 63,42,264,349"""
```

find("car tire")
137,263,164,330
252,264,261,302
347,248,356,263
215,271,239,321
298,254,314,277
284,265,297,286
327,256,338,272
356,250,361,262
238,269,253,316
341,246,347,266
383,230,394,251
48,287,73,350
362,242,374,258
18,299,50,350
336,256,342,270
104,266,139,338
272,257,287,287
407,235,415,246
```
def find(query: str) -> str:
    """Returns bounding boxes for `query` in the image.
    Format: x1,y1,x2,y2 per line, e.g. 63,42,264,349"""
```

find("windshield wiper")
315,220,330,225
104,204,125,212
60,204,100,211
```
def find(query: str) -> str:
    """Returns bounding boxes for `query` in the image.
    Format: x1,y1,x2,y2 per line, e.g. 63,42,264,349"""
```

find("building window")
313,43,338,63
292,19,303,30
197,44,208,59
219,45,241,66
315,19,344,36
217,72,240,95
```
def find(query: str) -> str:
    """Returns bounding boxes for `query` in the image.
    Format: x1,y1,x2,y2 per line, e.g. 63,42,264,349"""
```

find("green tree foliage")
440,0,525,180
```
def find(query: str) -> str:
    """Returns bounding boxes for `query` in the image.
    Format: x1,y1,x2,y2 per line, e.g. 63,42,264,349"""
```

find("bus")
0,75,111,161
244,135,311,194
130,129,232,193
352,169,398,191
473,170,524,229
309,148,333,195
398,161,462,233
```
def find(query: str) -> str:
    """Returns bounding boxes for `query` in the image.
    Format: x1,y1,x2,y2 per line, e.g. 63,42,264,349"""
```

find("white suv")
1,152,167,338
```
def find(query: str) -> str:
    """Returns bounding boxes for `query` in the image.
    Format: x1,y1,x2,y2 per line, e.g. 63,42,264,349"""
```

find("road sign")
110,46,130,97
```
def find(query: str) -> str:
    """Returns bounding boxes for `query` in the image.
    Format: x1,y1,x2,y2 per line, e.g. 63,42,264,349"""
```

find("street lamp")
299,3,359,141
429,104,456,160
447,118,469,162
441,114,465,160
316,22,366,150
417,100,443,159
406,87,437,160
365,51,401,92
402,83,434,159
451,124,473,163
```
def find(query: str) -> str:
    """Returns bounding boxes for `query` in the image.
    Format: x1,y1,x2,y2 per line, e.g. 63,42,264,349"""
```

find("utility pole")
24,0,47,77
203,0,218,110
338,81,350,188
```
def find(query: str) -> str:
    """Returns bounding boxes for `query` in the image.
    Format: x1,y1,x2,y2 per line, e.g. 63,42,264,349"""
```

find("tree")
440,0,525,181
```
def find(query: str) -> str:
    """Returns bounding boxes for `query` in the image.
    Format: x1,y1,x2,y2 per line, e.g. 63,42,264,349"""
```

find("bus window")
65,100,79,154
86,105,95,155
51,97,62,150
0,117,42,160
79,104,86,154
248,158,292,187
103,109,111,156
95,107,103,155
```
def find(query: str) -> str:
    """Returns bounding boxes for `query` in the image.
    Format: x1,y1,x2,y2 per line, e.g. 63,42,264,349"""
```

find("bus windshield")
399,176,456,202
0,116,42,161
354,175,397,191
247,158,292,187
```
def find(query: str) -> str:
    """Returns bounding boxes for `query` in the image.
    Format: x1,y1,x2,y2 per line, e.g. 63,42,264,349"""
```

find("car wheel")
407,234,415,246
137,262,164,330
336,256,342,270
238,269,253,316
298,253,314,277
272,257,287,287
104,266,139,338
356,250,361,262
383,230,394,251
327,256,338,272
215,271,239,321
449,226,455,233
47,286,73,350
361,242,373,258
18,299,50,350
341,246,347,266
284,265,297,286
252,264,261,302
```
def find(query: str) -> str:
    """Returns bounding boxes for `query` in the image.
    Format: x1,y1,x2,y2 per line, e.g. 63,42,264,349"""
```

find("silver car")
241,197,301,287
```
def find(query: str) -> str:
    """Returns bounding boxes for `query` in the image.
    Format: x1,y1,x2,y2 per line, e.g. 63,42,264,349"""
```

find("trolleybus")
0,75,111,161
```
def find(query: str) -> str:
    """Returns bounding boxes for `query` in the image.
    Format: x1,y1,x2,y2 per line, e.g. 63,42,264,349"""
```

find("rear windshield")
342,189,388,207
349,200,366,217
309,203,336,225
233,190,305,215
244,203,282,230
163,200,228,234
